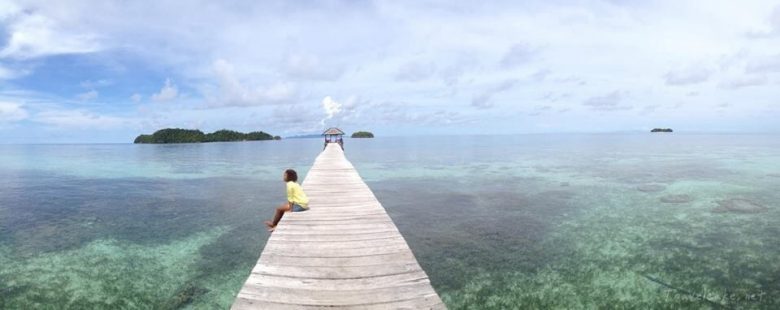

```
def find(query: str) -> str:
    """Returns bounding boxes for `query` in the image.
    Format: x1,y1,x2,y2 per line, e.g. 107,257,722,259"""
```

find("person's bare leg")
266,203,290,231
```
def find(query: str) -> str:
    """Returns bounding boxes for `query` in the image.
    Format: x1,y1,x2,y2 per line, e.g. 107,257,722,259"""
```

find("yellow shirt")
286,181,309,208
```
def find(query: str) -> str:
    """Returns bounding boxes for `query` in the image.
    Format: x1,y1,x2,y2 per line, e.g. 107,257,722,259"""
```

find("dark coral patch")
637,184,666,193
712,198,768,214
660,194,693,204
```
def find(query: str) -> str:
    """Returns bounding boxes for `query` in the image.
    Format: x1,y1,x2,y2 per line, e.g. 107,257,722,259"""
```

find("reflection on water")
1,135,779,308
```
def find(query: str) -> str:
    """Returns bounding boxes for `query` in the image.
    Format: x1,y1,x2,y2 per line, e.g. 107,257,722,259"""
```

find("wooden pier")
232,143,445,309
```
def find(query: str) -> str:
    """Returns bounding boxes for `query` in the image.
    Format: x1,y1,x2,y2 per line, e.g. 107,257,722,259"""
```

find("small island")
651,128,673,133
134,128,278,144
351,131,374,138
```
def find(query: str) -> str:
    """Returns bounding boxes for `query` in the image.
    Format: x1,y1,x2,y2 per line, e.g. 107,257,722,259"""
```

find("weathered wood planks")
232,143,445,309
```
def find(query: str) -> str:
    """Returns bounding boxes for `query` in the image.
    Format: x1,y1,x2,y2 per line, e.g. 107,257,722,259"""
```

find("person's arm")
286,183,294,212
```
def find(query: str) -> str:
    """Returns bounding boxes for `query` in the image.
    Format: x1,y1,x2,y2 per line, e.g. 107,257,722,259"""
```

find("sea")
1,134,778,309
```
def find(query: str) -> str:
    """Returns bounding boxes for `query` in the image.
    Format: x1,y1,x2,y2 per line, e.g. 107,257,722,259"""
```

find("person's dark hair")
284,169,298,182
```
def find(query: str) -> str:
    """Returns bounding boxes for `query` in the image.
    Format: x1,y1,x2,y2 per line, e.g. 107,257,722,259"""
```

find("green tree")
245,131,274,141
133,134,154,144
351,131,374,138
133,128,277,144
150,128,206,143
205,129,245,142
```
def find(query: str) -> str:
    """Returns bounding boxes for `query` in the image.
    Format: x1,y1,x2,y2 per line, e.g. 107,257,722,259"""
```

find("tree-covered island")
134,128,277,144
650,128,673,133
351,131,374,138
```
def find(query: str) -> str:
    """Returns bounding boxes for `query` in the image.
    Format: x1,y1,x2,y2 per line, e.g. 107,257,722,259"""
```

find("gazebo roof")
322,127,345,136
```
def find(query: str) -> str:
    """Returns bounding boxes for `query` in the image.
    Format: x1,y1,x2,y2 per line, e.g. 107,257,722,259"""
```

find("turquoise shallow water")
1,135,779,309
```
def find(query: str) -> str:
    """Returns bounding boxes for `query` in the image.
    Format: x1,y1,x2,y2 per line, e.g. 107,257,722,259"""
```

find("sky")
0,0,779,143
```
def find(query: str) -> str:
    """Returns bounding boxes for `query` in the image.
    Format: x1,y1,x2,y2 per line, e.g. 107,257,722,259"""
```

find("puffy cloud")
76,90,98,101
322,96,342,120
0,9,101,59
500,43,536,68
285,54,344,81
664,66,712,85
530,69,551,82
439,54,479,86
130,93,142,102
395,61,436,82
471,79,518,109
748,6,780,37
641,104,662,114
34,110,128,129
320,96,366,127
719,75,768,89
746,54,780,74
151,78,178,102
0,65,16,79
0,101,28,122
0,1,778,139
772,6,780,35
366,101,467,126
583,91,632,111
80,79,113,89
207,59,296,107
321,95,368,127
539,91,572,103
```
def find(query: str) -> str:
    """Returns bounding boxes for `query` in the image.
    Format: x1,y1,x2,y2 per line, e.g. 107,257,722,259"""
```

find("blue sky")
0,0,779,143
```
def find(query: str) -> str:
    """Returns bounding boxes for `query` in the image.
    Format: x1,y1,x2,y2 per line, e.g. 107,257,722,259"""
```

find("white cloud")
130,93,142,102
772,6,780,35
34,109,128,129
471,79,518,109
151,78,178,102
583,91,632,111
500,43,536,68
0,65,16,79
0,10,101,59
395,61,436,82
0,101,28,122
80,79,113,89
362,101,468,126
748,5,780,37
664,66,712,85
77,90,98,101
285,54,344,81
1,1,779,137
746,55,780,74
207,59,296,107
719,75,768,89
320,96,342,126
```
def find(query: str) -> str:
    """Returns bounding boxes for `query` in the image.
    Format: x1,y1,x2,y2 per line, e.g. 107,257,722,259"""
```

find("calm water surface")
1,134,779,309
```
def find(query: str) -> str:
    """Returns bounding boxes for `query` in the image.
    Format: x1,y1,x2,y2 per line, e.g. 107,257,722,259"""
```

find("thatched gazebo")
322,127,345,149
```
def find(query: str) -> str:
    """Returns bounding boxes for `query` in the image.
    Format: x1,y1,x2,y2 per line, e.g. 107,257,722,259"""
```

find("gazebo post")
322,127,345,150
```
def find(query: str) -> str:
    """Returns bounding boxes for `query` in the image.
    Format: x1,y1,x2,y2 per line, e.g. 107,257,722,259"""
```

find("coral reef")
660,194,693,204
712,198,768,214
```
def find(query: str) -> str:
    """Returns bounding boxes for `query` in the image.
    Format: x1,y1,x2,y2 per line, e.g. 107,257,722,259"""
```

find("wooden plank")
268,223,398,231
270,231,402,242
237,282,436,306
258,252,418,267
278,217,393,228
268,229,400,236
282,214,388,221
266,235,404,244
242,271,431,290
232,295,445,310
232,143,444,309
262,238,408,251
261,244,411,257
251,262,423,279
